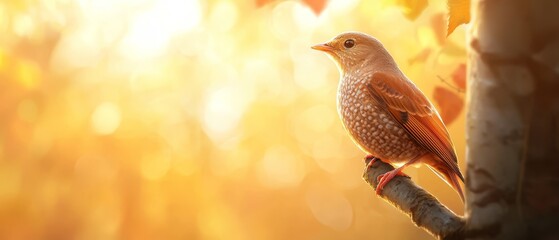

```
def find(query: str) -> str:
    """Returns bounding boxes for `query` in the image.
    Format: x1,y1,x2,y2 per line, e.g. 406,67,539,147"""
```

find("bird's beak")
311,43,334,52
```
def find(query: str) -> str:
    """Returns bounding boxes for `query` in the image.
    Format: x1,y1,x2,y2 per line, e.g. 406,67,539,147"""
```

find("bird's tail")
427,164,465,202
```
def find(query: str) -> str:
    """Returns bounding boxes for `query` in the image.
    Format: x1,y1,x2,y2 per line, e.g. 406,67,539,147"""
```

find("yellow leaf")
382,0,428,20
398,0,428,20
447,0,470,36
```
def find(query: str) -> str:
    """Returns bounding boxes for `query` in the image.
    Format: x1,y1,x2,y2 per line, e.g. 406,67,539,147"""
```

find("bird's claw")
375,169,409,195
365,155,380,169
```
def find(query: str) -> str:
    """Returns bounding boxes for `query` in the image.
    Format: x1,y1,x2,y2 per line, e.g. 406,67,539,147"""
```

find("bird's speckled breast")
337,71,426,164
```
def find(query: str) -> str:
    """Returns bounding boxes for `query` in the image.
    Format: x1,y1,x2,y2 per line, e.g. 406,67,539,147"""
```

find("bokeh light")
0,0,467,239
91,102,121,135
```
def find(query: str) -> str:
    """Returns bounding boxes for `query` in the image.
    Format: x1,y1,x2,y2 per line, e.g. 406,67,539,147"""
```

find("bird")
311,32,465,201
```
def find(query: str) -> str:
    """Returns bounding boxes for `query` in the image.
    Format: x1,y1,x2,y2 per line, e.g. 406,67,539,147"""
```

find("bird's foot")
375,168,410,195
365,155,380,169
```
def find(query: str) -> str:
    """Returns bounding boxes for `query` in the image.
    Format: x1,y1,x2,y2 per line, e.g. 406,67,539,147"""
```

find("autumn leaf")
408,48,431,65
447,0,470,36
302,0,327,15
256,0,327,15
431,13,446,45
398,0,428,20
255,0,274,8
433,86,464,125
440,40,467,57
452,64,466,91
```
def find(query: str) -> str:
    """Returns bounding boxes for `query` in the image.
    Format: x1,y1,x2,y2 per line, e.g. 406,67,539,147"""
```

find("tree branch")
362,158,466,240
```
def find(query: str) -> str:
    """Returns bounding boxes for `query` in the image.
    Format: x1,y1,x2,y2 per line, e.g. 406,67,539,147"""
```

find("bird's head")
312,32,391,73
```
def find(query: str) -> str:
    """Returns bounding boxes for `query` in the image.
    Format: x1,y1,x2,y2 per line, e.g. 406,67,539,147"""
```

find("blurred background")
0,0,467,239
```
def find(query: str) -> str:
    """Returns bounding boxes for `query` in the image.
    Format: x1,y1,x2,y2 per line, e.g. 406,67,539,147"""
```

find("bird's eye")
343,39,355,49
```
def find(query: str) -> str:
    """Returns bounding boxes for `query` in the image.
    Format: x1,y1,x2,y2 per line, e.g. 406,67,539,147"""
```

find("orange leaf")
255,0,274,8
447,0,470,36
433,86,463,125
302,0,327,15
397,0,428,20
452,64,466,91
430,13,446,45
408,48,431,65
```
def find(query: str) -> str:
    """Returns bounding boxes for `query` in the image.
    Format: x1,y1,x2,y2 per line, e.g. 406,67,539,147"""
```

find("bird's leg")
364,154,380,169
375,155,423,195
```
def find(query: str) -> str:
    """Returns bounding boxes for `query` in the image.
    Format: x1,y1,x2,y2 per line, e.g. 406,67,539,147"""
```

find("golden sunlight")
91,102,121,135
0,0,467,239
120,0,202,59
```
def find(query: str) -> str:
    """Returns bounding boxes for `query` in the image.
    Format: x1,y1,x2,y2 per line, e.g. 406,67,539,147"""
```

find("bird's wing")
365,71,464,182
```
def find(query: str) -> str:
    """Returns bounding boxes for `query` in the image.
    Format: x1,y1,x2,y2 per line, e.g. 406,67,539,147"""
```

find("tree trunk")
466,0,559,239
364,0,559,239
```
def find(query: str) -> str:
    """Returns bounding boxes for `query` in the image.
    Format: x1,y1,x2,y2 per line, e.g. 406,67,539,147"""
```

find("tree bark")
363,0,559,239
363,159,465,239
466,0,559,239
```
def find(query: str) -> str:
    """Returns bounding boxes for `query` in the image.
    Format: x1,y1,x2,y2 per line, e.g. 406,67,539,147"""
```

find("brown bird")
312,32,465,201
